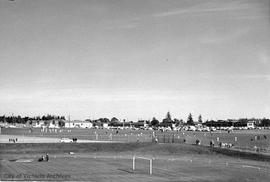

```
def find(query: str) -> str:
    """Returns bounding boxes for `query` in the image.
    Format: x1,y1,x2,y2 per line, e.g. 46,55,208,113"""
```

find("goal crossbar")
132,156,153,174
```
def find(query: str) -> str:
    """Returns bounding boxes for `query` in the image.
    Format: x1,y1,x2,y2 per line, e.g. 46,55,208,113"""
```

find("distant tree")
58,120,65,127
166,111,172,121
110,117,119,126
103,118,110,123
198,115,202,123
187,113,194,125
42,115,46,120
151,117,159,127
174,118,183,126
175,119,184,126
22,117,28,124
44,120,50,126
234,118,248,127
17,115,24,123
97,118,103,123
0,115,6,123
261,118,270,127
162,111,173,123
111,117,119,123
0,115,4,122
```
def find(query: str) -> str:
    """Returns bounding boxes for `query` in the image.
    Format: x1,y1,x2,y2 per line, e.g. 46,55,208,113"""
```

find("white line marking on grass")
242,165,261,170
15,159,34,163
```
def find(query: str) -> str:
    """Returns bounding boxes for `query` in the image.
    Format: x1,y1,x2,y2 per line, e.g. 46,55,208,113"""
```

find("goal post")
132,156,153,175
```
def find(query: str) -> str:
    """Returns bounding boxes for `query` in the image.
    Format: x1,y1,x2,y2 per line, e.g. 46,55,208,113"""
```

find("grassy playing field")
1,128,270,153
156,130,270,152
1,127,154,142
0,143,270,182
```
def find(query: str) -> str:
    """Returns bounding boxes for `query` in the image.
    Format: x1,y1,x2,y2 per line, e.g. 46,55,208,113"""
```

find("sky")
0,0,269,121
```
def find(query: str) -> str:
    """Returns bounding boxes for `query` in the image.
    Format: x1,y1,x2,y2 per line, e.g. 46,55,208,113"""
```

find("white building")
102,123,109,129
48,122,59,128
65,120,93,128
32,120,45,128
32,120,60,128
247,121,255,129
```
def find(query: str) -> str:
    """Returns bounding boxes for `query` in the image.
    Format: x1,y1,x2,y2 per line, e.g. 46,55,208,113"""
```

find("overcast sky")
0,0,269,121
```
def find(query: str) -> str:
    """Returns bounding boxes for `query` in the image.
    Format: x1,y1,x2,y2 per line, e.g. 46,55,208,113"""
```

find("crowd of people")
9,138,18,143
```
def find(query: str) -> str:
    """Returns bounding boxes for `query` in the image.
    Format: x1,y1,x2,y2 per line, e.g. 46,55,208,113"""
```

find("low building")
194,122,203,127
48,121,59,128
102,123,109,129
65,120,93,128
247,121,255,129
32,120,45,128
133,120,149,129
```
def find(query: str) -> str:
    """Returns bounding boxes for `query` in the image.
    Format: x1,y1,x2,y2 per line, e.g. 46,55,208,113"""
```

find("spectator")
45,154,49,162
38,155,45,162
210,140,214,147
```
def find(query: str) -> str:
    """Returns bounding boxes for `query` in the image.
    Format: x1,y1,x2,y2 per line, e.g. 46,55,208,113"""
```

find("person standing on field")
45,154,49,161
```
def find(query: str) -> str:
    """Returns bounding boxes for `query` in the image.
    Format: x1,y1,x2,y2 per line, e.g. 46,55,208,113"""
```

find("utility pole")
69,114,70,128
12,113,14,126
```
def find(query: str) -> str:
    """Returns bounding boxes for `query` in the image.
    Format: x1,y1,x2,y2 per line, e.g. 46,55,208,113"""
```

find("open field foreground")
1,143,270,181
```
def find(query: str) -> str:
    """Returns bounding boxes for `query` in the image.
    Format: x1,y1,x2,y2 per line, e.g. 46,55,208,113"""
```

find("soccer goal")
132,156,153,175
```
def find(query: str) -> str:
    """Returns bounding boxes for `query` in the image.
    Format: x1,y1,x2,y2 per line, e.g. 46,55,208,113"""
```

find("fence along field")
1,127,270,153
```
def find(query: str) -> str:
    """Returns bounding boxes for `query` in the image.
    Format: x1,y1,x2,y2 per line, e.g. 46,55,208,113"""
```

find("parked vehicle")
60,138,73,143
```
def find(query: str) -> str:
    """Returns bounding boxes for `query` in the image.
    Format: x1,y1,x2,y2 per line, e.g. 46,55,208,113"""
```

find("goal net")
132,156,153,174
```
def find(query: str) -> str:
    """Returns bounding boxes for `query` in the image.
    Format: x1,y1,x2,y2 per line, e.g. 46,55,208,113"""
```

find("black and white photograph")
0,0,270,181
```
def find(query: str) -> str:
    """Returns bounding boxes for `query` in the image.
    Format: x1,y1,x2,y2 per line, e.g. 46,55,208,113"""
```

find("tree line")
0,115,66,124
0,112,269,127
